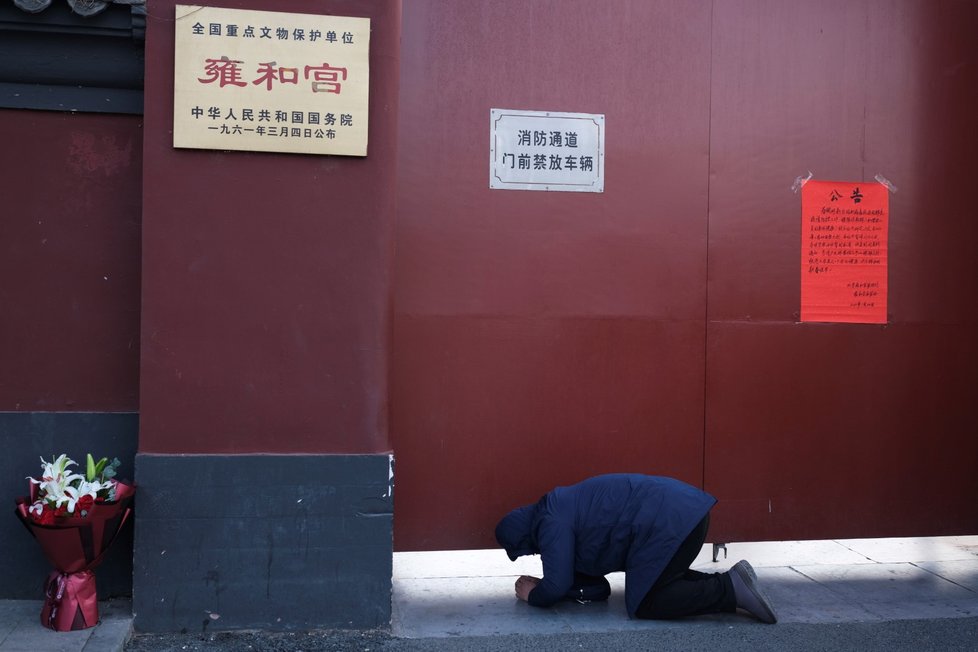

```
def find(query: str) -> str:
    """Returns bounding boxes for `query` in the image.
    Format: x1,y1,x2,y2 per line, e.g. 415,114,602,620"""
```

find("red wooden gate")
392,0,978,550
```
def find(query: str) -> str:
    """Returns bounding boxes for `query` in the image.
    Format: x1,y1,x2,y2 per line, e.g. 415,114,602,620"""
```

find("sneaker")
729,560,778,624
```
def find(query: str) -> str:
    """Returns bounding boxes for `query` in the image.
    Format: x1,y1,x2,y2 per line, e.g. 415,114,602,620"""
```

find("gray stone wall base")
132,453,394,632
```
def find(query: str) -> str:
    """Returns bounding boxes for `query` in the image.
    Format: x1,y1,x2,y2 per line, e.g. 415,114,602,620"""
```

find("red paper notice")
801,180,888,323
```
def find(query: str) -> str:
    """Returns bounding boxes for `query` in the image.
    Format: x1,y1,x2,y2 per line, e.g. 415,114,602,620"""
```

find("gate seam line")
701,0,715,493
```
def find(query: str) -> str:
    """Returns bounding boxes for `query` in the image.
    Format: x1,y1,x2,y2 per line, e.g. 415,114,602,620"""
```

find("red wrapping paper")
14,480,135,631
40,570,97,631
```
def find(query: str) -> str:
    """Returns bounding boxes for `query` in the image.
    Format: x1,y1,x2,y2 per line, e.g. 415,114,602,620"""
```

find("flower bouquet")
14,454,135,631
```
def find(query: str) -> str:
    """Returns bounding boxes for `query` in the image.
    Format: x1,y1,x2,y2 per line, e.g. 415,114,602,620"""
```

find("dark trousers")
635,513,737,619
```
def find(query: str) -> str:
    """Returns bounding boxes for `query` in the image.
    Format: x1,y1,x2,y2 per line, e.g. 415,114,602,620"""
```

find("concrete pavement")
0,599,131,652
392,535,978,637
3,535,976,651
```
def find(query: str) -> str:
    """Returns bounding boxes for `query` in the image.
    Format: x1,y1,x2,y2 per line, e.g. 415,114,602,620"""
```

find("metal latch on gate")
712,542,728,563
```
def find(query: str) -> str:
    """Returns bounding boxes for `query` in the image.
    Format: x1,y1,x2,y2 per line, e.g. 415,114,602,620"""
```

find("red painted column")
134,1,399,631
140,0,398,455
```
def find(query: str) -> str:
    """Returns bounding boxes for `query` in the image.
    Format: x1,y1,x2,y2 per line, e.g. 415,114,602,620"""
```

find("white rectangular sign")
173,5,370,156
490,108,604,192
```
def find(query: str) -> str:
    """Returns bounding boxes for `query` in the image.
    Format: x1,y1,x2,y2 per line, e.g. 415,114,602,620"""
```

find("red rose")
53,505,67,519
35,507,55,525
76,495,95,513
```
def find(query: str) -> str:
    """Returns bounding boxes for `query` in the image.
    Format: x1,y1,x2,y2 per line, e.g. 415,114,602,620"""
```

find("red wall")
138,1,399,454
0,110,142,411
10,0,972,550
393,0,978,550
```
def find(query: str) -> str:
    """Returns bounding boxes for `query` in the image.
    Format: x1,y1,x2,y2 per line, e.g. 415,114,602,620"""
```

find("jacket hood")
495,502,540,561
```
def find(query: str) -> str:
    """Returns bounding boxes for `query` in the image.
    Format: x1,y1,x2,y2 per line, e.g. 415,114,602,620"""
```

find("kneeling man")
495,473,777,623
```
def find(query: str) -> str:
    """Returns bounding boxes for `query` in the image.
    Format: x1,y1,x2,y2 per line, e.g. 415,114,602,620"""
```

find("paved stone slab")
393,562,789,638
394,575,562,638
391,573,765,639
0,624,91,652
0,601,131,652
758,566,879,624
839,536,978,563
394,549,543,579
392,542,978,639
81,601,132,652
694,539,876,568
395,539,877,583
792,562,978,620
916,560,978,594
0,602,36,644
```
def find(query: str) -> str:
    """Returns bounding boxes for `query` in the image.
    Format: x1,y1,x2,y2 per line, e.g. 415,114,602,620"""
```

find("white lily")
42,454,75,482
37,473,84,502
63,485,81,513
42,481,69,510
77,480,106,499
29,455,82,491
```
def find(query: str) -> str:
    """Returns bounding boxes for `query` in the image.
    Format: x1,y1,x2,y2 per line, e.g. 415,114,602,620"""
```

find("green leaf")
103,458,120,480
86,454,96,482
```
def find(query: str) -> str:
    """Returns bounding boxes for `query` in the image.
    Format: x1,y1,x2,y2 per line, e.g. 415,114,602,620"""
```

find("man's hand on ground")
515,575,540,601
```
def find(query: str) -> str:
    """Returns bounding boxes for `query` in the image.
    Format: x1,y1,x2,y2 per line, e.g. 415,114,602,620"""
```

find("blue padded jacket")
495,473,716,617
